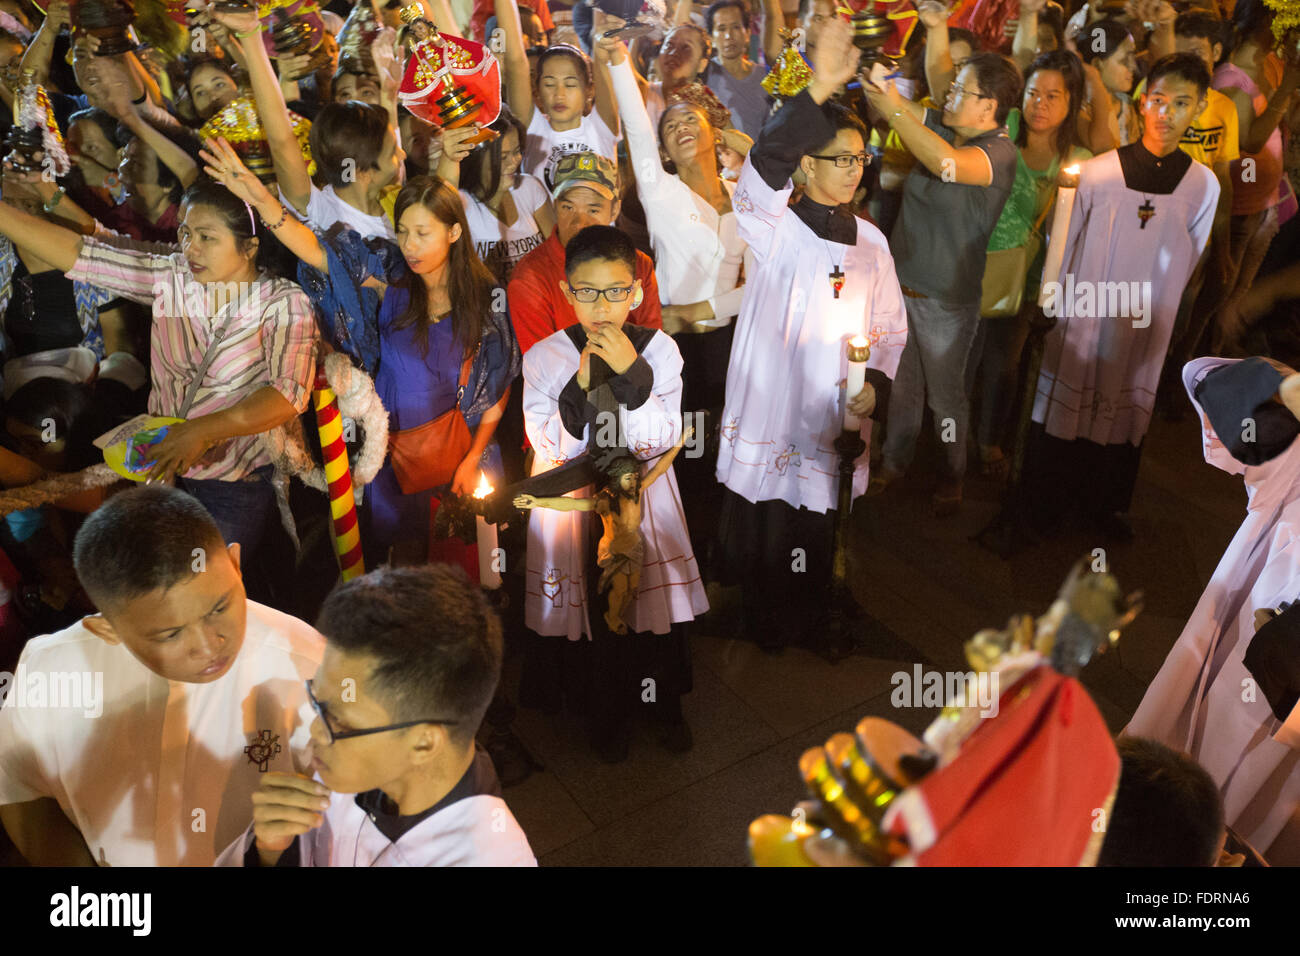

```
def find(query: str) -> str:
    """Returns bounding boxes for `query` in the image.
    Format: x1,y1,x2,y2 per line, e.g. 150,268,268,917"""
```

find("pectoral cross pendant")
1138,197,1155,229
829,265,845,299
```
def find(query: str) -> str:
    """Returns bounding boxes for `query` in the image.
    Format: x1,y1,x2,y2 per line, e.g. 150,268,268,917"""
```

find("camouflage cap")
551,151,619,202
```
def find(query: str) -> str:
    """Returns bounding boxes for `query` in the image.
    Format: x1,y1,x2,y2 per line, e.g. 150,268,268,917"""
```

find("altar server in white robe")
714,19,907,653
217,565,535,867
1025,53,1219,539
1127,356,1300,865
0,486,323,866
518,225,707,763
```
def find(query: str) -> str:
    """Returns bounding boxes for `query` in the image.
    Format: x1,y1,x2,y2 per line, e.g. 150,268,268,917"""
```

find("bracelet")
42,186,66,213
262,204,289,230
234,27,260,38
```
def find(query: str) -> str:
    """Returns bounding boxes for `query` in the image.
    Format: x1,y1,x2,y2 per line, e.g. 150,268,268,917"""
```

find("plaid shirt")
67,237,318,481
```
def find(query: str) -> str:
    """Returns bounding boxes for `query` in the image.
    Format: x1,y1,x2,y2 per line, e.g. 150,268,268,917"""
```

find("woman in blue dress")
202,138,521,565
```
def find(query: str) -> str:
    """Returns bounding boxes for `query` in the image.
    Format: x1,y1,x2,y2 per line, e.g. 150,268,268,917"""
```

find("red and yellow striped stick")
313,367,364,581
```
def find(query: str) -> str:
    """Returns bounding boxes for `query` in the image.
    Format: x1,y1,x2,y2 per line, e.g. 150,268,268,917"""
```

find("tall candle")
1038,164,1081,306
844,335,872,431
472,473,501,589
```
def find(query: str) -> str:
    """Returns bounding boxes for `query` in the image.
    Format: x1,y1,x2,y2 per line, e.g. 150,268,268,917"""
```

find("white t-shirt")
459,174,549,281
523,109,621,193
286,182,395,241
0,601,324,866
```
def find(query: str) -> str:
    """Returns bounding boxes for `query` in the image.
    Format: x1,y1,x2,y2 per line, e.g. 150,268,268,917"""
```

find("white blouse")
611,59,750,327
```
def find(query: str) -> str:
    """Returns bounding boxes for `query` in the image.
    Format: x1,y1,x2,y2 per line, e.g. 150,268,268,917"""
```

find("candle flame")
1064,164,1081,175
849,335,869,349
472,472,493,499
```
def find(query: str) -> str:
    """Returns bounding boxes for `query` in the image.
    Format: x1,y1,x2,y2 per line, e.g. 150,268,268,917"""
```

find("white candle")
472,473,501,589
844,335,871,432
1038,164,1081,306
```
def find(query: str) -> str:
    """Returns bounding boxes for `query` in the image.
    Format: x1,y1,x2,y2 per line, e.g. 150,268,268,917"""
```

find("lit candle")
472,472,501,590
844,335,872,432
1038,164,1081,306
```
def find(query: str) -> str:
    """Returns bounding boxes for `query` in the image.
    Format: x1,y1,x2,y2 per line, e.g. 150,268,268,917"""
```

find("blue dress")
370,297,461,550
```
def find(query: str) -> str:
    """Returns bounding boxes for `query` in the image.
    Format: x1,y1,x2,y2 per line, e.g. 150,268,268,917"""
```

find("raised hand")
200,135,276,207
209,4,261,37
809,17,861,102
916,1,951,31
250,772,331,861
439,122,482,165
586,323,637,375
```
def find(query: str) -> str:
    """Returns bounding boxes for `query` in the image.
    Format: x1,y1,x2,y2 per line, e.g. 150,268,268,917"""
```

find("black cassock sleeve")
1194,357,1300,465
750,88,839,192
1244,600,1300,723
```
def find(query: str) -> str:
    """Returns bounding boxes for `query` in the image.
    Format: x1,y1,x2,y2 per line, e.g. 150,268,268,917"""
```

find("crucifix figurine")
829,264,845,299
1137,197,1155,229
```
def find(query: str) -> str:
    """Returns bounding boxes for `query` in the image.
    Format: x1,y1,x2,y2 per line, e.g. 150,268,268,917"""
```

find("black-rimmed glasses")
306,679,458,744
567,284,636,303
809,153,870,168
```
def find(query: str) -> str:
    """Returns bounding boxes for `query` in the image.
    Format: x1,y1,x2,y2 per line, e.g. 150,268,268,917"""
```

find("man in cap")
507,150,662,354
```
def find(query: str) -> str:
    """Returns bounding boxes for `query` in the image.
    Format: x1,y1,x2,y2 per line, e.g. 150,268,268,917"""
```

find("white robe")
216,792,536,867
522,328,709,639
1127,358,1300,861
1033,149,1218,446
716,155,908,514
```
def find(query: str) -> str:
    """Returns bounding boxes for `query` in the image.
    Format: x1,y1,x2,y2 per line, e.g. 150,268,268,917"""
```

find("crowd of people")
0,0,1295,867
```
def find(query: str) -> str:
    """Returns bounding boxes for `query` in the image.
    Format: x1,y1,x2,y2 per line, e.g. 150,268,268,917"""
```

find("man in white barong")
1025,52,1219,540
714,18,907,653
1127,356,1300,864
0,486,323,866
517,225,708,764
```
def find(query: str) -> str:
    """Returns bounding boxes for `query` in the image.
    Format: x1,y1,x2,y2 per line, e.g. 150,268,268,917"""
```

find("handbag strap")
456,342,479,404
179,300,244,418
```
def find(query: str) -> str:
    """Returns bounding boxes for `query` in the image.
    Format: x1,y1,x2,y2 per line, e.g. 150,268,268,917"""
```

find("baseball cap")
551,151,618,202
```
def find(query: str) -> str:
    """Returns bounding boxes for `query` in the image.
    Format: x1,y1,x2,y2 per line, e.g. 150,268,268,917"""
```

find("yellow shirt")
1134,81,1240,169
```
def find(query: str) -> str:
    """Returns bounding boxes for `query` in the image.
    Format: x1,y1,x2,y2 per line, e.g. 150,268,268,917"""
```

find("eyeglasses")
949,85,994,102
306,679,458,745
567,284,636,303
809,153,870,168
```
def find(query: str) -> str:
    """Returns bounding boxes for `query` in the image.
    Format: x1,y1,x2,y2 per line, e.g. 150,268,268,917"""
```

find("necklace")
1138,194,1156,229
824,239,845,299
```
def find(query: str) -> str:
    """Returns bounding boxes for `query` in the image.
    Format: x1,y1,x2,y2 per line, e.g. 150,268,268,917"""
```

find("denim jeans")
882,295,982,482
179,465,276,561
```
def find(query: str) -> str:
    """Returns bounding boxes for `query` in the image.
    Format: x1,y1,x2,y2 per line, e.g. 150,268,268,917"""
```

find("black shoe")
484,731,541,787
657,719,693,754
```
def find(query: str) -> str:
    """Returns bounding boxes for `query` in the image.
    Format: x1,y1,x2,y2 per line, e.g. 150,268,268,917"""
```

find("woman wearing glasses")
205,141,521,568
596,31,752,556
713,21,908,655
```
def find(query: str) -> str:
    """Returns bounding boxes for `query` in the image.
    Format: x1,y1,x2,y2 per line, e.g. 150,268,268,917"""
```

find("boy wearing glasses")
218,564,535,867
714,20,907,655
0,486,324,866
517,225,706,763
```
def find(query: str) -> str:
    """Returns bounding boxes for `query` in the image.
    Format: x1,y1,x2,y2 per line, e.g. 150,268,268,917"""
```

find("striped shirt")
67,237,318,481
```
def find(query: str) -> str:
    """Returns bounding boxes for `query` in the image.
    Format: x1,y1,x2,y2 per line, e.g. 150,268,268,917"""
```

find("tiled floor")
501,410,1246,866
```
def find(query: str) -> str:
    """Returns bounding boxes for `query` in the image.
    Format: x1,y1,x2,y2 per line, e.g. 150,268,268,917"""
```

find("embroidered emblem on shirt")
541,569,567,608
773,444,803,475
244,729,281,772
721,416,739,444
734,189,753,215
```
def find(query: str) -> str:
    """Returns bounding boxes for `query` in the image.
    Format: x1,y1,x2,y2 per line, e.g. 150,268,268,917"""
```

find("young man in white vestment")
1127,356,1300,865
0,485,324,866
714,18,907,653
217,564,536,867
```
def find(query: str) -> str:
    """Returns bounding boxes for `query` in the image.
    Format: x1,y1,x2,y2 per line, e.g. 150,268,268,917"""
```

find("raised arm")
495,0,536,125
590,15,620,137
18,0,71,87
433,118,483,187
1079,59,1118,154
201,136,328,273
761,0,786,65
919,1,956,106
214,7,314,214
0,199,85,273
597,38,664,199
1012,0,1044,71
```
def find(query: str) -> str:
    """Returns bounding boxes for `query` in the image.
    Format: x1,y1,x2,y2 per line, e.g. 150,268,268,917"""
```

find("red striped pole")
313,366,364,581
